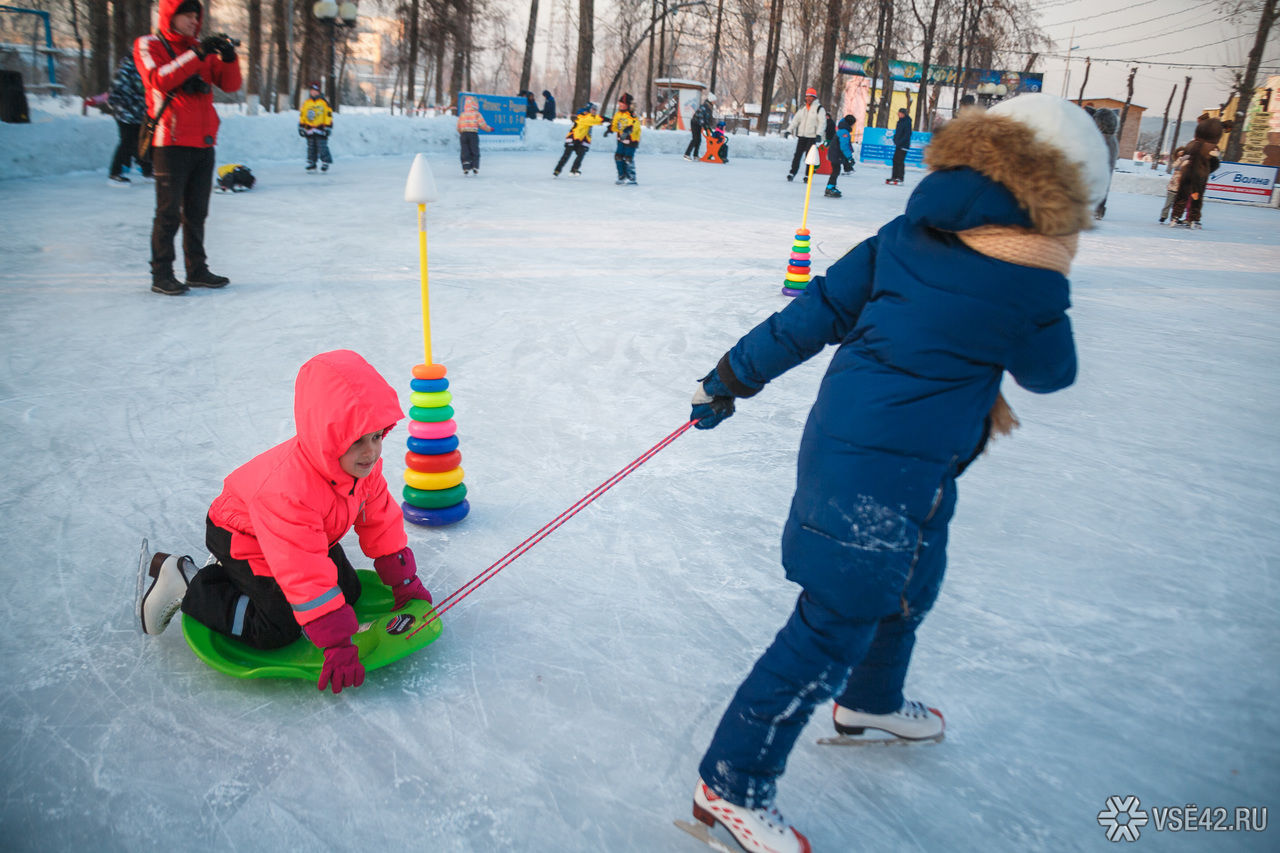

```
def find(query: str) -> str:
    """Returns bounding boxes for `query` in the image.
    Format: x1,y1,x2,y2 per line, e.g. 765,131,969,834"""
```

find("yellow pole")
800,161,817,231
418,202,432,365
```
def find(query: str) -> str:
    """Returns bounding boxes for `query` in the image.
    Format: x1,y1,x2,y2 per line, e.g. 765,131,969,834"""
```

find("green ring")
410,390,453,408
409,404,455,423
403,483,468,508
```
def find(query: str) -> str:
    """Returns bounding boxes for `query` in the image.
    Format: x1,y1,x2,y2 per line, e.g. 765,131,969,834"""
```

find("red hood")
293,350,404,486
158,0,203,43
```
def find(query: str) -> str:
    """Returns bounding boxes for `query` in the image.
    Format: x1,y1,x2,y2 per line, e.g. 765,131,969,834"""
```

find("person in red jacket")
138,350,433,694
134,0,241,296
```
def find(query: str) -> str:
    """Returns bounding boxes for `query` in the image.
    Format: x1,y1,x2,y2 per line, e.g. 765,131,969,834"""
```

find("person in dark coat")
685,93,715,159
1091,107,1119,218
888,107,912,183
521,90,539,119
683,94,1110,853
107,53,152,183
541,90,556,120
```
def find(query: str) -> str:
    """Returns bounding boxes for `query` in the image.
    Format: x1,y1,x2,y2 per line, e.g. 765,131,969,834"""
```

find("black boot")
151,273,188,296
186,268,230,288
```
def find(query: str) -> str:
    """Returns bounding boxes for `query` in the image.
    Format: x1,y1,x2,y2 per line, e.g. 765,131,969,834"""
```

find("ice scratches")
200,743,290,826
819,494,914,551
433,791,513,849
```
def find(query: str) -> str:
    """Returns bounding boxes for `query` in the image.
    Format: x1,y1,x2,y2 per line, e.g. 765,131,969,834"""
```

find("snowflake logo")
1097,795,1149,842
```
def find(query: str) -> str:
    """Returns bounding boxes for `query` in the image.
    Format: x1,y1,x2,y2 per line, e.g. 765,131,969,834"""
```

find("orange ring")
412,363,448,380
405,449,462,472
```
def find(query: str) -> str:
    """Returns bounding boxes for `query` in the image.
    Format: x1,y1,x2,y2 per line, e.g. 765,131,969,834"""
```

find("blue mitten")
691,369,736,430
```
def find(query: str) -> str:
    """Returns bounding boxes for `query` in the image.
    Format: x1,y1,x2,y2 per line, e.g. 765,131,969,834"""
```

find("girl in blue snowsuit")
685,94,1111,853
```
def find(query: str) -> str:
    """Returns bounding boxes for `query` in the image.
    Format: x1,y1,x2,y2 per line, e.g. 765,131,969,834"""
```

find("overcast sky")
1034,0,1279,115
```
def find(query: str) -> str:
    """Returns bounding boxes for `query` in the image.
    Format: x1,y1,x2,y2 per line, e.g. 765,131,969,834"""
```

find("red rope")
407,419,699,639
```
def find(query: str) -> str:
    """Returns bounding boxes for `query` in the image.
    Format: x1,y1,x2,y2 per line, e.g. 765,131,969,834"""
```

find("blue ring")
403,499,471,527
411,378,450,392
407,435,459,455
788,259,811,267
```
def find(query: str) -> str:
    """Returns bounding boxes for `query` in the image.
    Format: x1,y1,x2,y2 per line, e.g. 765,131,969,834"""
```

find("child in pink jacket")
138,350,431,694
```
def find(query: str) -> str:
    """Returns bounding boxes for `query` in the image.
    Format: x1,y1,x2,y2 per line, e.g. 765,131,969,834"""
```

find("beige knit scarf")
953,225,1080,437
956,225,1079,275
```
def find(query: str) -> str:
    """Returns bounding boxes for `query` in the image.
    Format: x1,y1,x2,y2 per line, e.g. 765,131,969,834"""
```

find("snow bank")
0,97,793,180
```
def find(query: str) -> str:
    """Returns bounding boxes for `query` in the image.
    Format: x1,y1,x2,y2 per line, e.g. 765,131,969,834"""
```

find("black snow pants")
149,145,215,280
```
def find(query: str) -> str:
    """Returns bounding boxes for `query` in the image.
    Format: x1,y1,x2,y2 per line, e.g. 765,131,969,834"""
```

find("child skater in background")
138,350,432,694
1159,146,1188,223
683,94,1109,852
608,93,642,185
554,101,603,177
457,94,492,175
298,82,333,173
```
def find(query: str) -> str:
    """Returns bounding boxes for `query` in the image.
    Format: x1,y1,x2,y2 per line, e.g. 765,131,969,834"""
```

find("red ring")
405,449,462,472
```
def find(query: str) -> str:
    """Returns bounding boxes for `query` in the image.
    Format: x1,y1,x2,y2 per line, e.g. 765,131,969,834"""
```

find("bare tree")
909,0,943,130
1118,65,1136,153
817,0,841,107
90,0,110,93
248,0,262,102
572,0,593,109
1076,56,1090,102
756,0,783,134
1224,0,1277,162
519,0,539,93
407,0,421,110
272,0,289,109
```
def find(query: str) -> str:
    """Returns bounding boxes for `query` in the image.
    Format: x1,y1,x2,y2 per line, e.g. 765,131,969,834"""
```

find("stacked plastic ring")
781,228,811,297
401,363,470,526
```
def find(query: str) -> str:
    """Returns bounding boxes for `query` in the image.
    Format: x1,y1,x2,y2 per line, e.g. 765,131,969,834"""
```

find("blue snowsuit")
698,166,1078,808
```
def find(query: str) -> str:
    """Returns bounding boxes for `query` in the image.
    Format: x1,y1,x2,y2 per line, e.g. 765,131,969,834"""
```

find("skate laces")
900,700,930,719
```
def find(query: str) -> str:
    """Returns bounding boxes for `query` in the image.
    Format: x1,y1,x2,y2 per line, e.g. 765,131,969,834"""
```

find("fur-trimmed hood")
1092,108,1119,136
924,94,1110,235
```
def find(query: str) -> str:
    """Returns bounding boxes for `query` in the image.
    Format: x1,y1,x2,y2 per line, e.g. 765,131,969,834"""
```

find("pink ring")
789,252,810,261
408,419,457,439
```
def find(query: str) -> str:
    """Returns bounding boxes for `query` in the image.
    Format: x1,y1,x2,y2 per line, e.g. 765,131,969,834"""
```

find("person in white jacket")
786,87,827,181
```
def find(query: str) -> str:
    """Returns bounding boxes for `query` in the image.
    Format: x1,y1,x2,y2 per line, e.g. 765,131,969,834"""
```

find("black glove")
195,36,223,59
298,126,306,137
691,370,736,430
322,127,331,138
218,40,237,63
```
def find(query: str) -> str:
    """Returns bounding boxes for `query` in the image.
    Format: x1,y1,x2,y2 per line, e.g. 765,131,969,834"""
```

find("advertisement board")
1204,161,1278,204
456,92,527,136
859,128,932,168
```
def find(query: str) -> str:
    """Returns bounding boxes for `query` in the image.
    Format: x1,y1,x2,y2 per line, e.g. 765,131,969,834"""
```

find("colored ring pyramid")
401,362,470,526
781,228,811,297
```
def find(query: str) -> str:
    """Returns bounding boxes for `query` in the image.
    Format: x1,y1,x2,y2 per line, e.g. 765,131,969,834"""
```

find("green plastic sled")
182,570,443,680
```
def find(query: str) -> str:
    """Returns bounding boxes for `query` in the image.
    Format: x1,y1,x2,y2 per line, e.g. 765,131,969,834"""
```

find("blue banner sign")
456,92,526,136
859,127,932,168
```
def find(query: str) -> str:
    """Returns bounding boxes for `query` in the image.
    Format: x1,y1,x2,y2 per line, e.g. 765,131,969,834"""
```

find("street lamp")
313,0,358,110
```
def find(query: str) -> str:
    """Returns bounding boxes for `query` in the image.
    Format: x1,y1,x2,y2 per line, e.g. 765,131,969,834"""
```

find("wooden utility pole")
1118,66,1137,153
1076,57,1090,103
1154,82,1176,170
1225,0,1277,162
1168,75,1191,174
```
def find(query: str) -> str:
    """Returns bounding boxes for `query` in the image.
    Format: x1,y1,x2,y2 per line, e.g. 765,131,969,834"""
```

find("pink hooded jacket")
208,351,407,626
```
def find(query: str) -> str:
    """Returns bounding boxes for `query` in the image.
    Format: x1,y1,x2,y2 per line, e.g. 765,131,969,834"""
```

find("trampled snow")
0,107,1277,852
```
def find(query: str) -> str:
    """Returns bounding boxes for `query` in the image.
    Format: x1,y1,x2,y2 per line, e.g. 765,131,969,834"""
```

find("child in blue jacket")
684,94,1110,853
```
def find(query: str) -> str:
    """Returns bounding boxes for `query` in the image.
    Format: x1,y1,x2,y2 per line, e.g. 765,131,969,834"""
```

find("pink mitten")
304,605,365,694
374,547,433,610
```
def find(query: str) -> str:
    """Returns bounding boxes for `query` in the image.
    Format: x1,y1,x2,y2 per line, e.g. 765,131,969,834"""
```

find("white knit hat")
988,94,1112,207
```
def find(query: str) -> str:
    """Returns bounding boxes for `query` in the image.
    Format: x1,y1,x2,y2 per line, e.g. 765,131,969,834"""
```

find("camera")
182,75,212,94
213,33,241,48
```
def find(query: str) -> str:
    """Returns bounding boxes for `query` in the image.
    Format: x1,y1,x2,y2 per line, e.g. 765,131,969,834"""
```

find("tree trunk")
90,0,111,94
867,0,886,126
756,0,784,135
1224,0,1277,162
1154,82,1176,170
112,0,128,69
273,0,289,109
875,0,896,128
247,0,262,97
950,0,968,112
709,0,724,94
407,0,420,113
645,0,655,117
1168,75,1191,174
520,0,539,93
912,0,941,130
572,0,594,111
817,0,841,109
450,3,466,104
